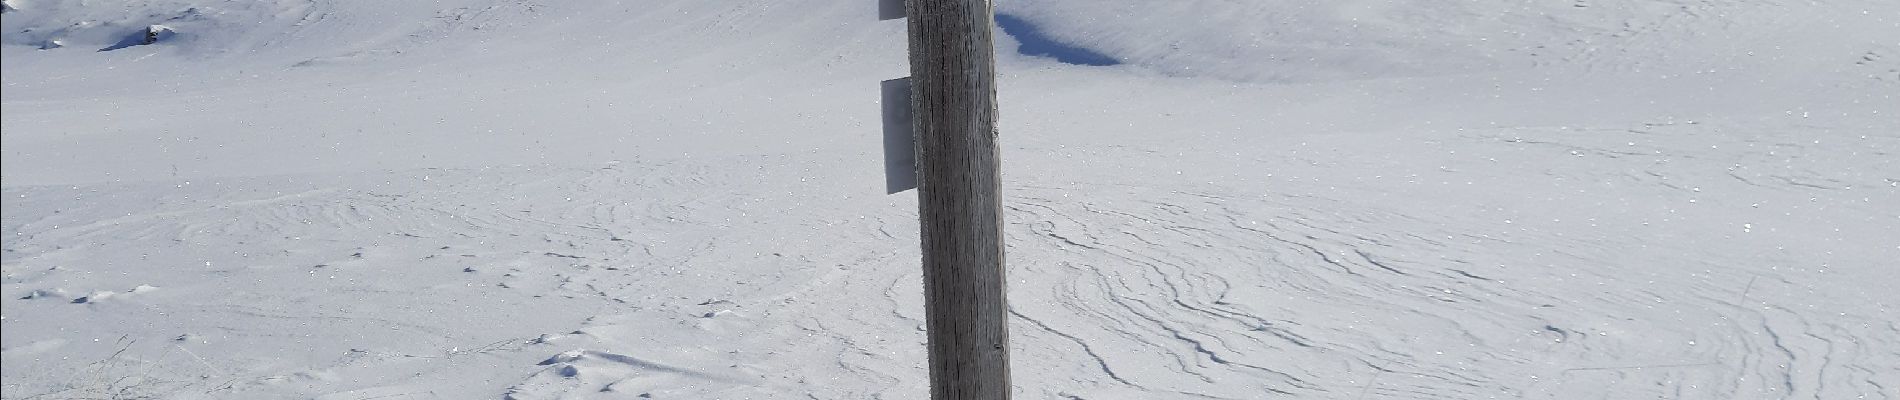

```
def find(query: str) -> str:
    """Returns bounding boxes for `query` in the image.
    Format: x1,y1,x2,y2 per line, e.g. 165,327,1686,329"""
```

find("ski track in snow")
5,118,1895,399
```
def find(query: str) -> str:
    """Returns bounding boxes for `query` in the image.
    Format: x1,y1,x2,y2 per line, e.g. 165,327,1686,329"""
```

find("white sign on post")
880,0,911,193
879,0,904,20
883,77,917,194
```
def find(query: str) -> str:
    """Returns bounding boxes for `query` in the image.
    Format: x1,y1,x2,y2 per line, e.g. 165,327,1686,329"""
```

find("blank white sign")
879,0,904,20
882,77,916,194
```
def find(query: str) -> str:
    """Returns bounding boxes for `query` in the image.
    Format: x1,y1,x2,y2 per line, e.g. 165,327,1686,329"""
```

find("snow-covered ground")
3,1,1896,399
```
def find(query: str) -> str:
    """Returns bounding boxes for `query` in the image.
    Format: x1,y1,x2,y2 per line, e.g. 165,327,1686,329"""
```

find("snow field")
4,0,1897,398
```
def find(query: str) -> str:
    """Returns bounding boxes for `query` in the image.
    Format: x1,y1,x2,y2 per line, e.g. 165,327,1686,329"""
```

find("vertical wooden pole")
906,0,1010,399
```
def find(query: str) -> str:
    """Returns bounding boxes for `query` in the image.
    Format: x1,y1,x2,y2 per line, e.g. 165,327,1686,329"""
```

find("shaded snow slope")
999,0,1899,83
4,1,1898,399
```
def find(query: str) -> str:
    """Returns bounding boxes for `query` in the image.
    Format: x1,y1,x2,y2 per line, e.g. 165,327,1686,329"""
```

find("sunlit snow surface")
4,1,1897,399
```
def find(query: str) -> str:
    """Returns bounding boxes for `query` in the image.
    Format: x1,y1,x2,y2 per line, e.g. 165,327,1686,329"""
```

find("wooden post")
905,0,1010,399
